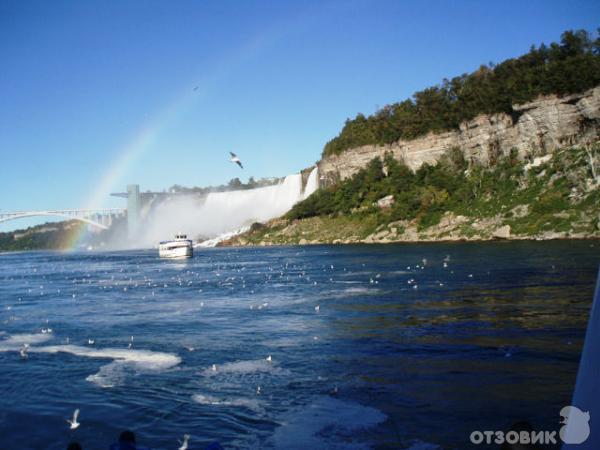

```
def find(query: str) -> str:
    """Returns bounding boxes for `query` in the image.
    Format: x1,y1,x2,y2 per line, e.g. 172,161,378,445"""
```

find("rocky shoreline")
219,209,600,247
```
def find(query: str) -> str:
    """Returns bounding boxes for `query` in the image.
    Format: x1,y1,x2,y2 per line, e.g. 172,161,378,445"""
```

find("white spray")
136,167,318,247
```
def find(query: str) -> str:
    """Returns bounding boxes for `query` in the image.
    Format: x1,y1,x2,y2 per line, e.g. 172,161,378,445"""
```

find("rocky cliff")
318,86,600,186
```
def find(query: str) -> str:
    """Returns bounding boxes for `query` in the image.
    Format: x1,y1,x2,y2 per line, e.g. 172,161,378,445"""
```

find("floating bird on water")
20,344,28,359
229,152,243,169
88,339,94,345
266,355,272,363
66,408,80,430
178,433,190,450
211,364,217,372
314,305,320,312
329,385,339,396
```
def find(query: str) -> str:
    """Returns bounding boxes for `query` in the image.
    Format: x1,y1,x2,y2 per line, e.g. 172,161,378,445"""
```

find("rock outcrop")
318,86,600,186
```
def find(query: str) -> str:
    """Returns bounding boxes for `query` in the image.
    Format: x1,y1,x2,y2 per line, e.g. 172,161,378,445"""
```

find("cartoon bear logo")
560,405,590,444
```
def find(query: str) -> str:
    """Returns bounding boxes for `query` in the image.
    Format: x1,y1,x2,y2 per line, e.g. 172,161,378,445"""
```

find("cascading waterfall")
303,166,319,199
137,167,319,247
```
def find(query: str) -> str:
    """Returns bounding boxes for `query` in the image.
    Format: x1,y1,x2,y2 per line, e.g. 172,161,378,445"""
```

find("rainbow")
64,30,279,251
64,90,196,251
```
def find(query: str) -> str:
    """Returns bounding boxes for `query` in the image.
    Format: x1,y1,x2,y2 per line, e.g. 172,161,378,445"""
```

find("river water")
0,241,598,449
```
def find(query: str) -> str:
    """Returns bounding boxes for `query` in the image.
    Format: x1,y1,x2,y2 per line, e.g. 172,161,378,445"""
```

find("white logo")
559,406,590,444
470,405,591,445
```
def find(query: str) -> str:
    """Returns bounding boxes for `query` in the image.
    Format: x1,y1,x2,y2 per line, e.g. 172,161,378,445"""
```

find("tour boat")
158,233,193,259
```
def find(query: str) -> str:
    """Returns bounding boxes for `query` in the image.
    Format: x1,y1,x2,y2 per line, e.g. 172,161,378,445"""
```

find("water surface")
0,241,598,449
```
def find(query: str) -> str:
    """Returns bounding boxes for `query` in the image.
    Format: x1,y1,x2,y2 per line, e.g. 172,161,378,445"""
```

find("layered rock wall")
318,86,600,186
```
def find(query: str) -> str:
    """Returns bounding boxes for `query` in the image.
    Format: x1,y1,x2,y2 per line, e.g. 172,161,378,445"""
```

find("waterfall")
136,170,318,247
303,166,319,199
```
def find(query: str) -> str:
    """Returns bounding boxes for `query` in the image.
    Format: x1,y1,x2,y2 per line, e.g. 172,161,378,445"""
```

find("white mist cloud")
133,169,317,247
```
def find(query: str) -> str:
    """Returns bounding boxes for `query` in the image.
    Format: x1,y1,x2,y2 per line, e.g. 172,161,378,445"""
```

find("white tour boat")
158,233,193,259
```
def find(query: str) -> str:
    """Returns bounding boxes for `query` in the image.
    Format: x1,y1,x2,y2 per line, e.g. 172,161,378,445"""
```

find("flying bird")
229,152,243,169
66,409,80,430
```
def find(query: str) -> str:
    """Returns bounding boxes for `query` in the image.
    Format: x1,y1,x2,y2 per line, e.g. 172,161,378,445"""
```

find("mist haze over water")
0,241,597,449
133,168,318,248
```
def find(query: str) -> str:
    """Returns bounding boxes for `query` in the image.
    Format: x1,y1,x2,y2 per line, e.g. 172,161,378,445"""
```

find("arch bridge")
0,209,126,230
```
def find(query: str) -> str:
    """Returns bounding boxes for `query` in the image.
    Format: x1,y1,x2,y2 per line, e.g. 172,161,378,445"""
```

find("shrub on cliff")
323,29,600,157
287,145,599,236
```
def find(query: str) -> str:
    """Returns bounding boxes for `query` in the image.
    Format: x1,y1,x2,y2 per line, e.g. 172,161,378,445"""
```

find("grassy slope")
223,146,600,246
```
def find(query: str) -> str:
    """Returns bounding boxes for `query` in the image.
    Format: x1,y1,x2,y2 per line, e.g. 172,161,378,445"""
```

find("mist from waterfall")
135,167,318,247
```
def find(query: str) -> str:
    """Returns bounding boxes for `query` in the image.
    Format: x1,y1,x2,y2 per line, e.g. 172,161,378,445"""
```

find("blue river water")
0,241,598,450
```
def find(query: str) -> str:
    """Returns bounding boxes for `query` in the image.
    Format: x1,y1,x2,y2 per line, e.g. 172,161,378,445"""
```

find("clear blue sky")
1,0,598,231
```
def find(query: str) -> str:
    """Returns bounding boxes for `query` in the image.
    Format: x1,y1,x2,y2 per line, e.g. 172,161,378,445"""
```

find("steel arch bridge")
0,209,126,230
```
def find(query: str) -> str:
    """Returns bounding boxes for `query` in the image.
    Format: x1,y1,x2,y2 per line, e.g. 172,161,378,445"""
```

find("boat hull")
158,241,193,259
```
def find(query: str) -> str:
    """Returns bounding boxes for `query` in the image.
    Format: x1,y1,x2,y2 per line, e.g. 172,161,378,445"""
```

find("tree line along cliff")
322,29,600,158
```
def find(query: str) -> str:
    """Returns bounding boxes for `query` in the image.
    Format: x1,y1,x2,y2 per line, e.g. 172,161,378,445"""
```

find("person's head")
67,442,82,450
119,430,136,444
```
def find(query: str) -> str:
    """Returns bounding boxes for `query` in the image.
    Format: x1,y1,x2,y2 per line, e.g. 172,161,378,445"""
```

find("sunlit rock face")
318,86,600,185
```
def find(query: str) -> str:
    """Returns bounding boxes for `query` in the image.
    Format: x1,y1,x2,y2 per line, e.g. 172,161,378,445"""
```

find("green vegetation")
0,217,127,252
169,176,280,194
0,221,85,251
284,144,599,239
323,29,600,157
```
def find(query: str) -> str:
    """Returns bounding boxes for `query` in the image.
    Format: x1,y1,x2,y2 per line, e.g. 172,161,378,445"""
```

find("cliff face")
318,86,600,186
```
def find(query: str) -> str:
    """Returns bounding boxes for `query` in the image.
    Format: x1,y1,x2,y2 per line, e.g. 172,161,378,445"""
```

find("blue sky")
1,0,599,231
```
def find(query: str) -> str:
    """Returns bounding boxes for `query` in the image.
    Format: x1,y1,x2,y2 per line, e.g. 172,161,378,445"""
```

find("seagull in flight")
229,152,243,169
66,409,80,430
178,434,190,450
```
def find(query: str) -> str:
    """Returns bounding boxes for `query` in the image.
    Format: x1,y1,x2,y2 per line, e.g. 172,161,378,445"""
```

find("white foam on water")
271,396,386,450
86,360,125,388
316,286,381,301
0,333,53,348
192,393,264,413
196,226,250,248
201,358,289,377
33,345,181,370
0,333,181,388
343,287,380,295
